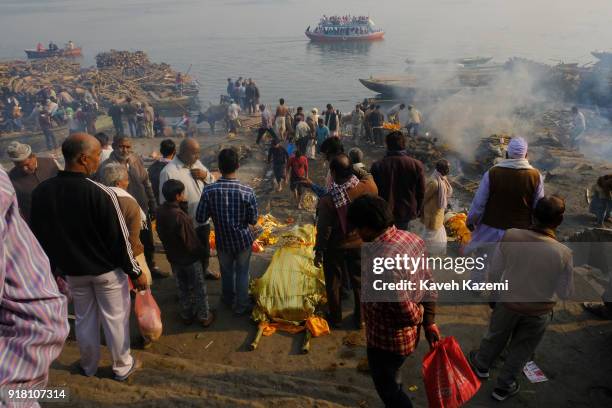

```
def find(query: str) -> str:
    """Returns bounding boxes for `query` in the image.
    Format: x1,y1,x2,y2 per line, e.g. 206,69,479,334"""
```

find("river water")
2,0,612,112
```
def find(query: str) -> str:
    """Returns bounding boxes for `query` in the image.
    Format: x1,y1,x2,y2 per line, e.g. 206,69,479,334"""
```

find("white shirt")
100,147,113,163
159,156,214,225
228,103,240,120
408,109,422,124
295,121,311,140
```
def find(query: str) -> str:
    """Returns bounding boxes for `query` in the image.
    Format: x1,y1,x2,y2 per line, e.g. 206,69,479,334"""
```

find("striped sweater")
0,168,69,394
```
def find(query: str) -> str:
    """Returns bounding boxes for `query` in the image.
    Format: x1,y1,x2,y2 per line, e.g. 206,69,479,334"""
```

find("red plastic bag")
422,336,481,408
134,289,163,342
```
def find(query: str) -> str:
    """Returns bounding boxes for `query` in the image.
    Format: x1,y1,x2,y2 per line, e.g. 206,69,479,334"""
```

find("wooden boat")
405,56,492,67
148,91,196,112
591,51,612,64
456,56,492,67
25,47,82,59
358,76,462,98
305,16,384,42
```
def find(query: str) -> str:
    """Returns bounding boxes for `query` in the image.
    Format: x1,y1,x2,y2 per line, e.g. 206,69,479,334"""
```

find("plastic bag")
422,336,481,408
134,289,163,342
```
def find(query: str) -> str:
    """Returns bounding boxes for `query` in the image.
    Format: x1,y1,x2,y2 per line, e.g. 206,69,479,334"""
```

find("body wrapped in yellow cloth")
249,224,330,352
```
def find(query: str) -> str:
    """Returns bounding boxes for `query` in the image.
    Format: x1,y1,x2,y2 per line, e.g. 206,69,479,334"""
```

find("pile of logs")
405,136,446,164
0,50,196,109
95,50,150,69
0,58,82,96
474,134,509,170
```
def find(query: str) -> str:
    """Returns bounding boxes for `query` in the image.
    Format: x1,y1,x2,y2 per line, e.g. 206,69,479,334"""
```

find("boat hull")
359,78,462,99
592,51,612,64
25,48,82,59
305,31,384,42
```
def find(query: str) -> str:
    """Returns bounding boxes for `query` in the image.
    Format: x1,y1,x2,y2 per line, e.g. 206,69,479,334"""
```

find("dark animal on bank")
197,101,229,133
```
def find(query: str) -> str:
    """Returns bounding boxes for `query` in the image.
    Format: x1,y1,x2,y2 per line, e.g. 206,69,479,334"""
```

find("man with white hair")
98,137,159,277
100,163,149,286
466,137,544,280
6,141,59,224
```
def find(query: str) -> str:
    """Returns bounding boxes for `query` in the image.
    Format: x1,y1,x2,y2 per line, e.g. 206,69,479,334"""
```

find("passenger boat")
305,15,384,42
25,47,82,59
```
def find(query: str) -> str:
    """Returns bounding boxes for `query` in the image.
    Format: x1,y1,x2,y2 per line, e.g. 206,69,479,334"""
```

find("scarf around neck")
494,158,533,170
330,175,360,209
330,175,360,235
432,170,453,210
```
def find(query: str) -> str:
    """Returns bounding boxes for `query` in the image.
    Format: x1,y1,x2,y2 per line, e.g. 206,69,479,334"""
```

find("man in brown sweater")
7,141,59,225
157,179,214,327
468,196,573,402
314,153,378,329
100,163,148,283
98,136,161,277
370,131,425,231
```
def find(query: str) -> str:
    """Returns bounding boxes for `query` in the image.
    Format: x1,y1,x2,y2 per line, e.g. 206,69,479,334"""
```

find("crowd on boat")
35,40,76,53
311,15,378,36
319,15,370,26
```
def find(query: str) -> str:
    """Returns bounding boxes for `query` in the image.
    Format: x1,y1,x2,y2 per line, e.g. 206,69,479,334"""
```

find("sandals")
114,358,142,382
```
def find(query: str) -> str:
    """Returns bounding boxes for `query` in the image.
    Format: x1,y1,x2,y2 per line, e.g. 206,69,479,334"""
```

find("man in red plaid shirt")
347,194,440,408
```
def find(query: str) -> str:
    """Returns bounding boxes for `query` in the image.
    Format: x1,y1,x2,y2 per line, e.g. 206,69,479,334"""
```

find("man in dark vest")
7,141,59,225
466,137,544,281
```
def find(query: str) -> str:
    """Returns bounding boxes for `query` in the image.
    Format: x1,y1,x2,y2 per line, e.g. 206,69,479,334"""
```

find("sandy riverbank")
40,121,612,408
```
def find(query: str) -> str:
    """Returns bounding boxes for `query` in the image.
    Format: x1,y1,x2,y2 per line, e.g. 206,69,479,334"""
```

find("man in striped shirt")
0,168,69,405
347,194,439,408
30,133,148,382
196,148,258,315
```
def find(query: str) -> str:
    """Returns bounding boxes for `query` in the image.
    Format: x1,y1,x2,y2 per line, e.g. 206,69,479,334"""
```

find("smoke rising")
414,63,551,160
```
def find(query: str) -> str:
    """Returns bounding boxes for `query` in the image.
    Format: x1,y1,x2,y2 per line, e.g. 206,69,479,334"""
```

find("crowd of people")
1,86,99,150
0,90,611,407
226,77,260,115
318,15,371,27
254,98,424,159
309,15,377,36
107,98,161,138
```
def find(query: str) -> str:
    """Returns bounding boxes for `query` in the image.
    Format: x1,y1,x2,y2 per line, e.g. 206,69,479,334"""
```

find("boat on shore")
358,75,462,98
405,56,493,67
25,47,82,59
305,15,384,42
591,50,612,64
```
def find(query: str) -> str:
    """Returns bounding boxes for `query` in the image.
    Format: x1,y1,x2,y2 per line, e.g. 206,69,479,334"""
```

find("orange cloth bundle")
445,213,472,245
382,122,401,130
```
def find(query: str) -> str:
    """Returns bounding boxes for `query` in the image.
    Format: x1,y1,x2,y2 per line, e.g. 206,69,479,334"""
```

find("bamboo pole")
249,326,264,351
301,331,312,354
